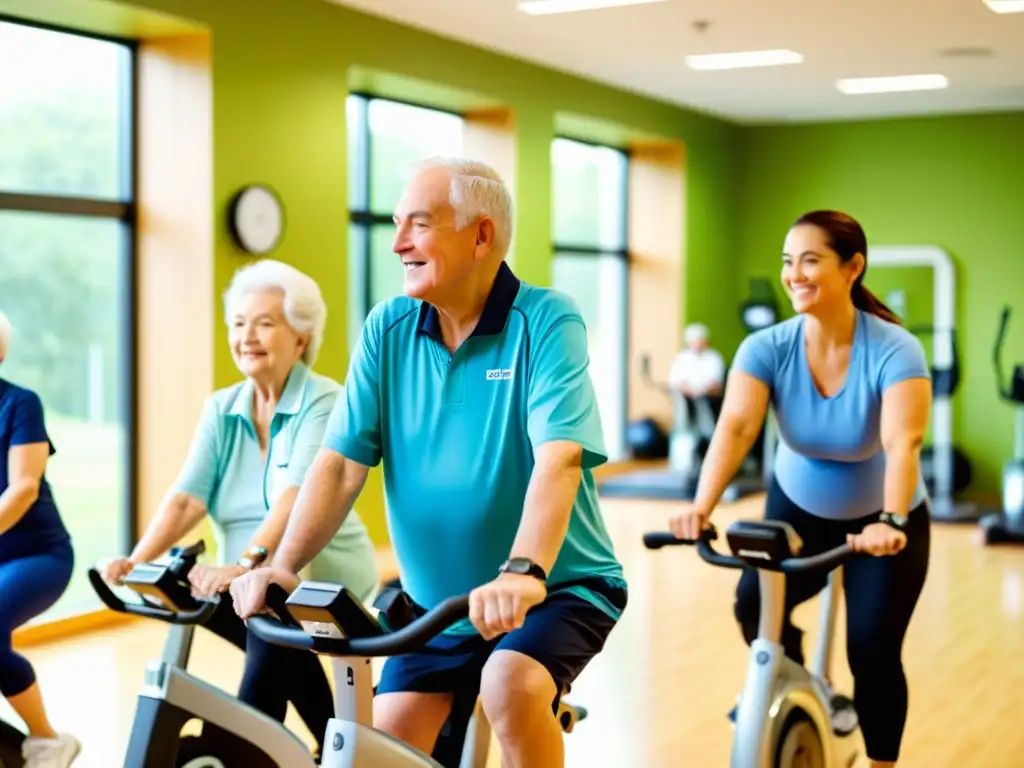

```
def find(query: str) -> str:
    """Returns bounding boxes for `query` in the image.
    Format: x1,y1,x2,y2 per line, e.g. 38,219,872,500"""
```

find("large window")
551,137,630,462
346,94,463,345
0,19,136,622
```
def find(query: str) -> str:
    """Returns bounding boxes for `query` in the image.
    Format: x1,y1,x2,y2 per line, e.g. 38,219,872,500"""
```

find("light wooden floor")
4,494,1024,767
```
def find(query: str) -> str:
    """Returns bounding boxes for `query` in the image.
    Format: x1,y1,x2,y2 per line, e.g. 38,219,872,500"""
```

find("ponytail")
852,281,902,325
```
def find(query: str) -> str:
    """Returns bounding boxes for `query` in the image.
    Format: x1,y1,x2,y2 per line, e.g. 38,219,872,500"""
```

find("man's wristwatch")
236,545,268,571
878,511,908,532
498,557,548,583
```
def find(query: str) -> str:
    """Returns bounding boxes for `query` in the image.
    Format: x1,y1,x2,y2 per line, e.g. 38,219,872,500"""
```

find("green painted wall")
64,0,739,542
736,112,1024,498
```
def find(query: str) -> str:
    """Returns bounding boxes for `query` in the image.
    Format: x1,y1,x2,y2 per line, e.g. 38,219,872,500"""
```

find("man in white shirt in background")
667,323,725,438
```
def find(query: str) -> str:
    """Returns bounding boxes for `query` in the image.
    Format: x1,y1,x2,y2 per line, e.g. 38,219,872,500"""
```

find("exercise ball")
920,446,973,495
626,418,668,459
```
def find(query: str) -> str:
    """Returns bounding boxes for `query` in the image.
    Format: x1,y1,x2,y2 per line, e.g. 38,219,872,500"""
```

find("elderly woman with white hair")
99,259,379,759
0,309,81,767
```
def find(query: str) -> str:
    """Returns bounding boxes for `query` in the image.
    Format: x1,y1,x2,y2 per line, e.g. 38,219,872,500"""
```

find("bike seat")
725,519,803,567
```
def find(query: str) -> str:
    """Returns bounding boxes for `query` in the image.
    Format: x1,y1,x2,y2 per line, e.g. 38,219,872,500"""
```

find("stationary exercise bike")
90,543,584,767
978,305,1024,545
0,716,25,768
90,540,318,766
643,521,864,767
247,579,586,767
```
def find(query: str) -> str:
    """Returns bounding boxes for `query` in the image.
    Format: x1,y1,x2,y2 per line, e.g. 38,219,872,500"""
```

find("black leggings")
733,479,930,763
203,594,333,754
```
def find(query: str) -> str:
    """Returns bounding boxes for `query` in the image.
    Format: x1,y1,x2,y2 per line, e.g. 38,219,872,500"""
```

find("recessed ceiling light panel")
984,0,1024,14
684,49,804,71
836,74,950,95
518,0,667,15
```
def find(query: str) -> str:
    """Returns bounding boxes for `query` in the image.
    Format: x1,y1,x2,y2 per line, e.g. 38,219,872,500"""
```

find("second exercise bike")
644,521,864,767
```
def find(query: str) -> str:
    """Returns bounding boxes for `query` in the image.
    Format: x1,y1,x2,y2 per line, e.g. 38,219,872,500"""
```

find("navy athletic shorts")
376,577,628,712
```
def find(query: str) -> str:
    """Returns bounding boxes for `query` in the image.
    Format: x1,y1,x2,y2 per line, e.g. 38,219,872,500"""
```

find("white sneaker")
21,733,81,767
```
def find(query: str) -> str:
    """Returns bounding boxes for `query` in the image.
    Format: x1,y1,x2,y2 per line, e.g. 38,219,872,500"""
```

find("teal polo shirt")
324,262,626,633
171,362,379,602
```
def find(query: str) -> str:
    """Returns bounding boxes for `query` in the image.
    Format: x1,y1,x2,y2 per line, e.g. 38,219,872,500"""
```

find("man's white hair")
684,323,709,345
0,309,10,362
222,259,327,366
414,157,515,256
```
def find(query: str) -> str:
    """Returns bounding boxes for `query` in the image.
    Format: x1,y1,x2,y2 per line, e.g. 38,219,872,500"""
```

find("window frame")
551,134,632,461
346,92,464,323
0,14,139,558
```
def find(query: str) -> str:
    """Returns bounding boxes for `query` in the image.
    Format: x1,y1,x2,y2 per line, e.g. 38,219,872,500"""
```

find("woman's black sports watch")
878,511,908,532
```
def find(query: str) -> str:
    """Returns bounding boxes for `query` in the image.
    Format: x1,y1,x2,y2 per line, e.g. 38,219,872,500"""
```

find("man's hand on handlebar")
469,573,547,641
847,522,906,557
668,503,712,542
189,563,246,599
229,566,301,619
98,557,134,585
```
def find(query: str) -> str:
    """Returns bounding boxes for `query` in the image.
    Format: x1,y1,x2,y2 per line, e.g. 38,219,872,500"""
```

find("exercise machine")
599,278,780,501
89,541,316,766
0,717,25,767
89,543,503,768
871,245,980,522
978,305,1024,545
645,352,718,481
643,522,864,767
906,325,974,499
90,543,584,767
247,580,585,768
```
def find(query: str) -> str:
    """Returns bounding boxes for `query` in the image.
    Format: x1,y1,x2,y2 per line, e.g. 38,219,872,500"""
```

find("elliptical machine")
643,522,864,767
978,305,1024,545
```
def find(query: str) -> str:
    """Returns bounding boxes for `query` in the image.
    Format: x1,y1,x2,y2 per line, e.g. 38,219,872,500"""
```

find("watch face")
505,558,531,574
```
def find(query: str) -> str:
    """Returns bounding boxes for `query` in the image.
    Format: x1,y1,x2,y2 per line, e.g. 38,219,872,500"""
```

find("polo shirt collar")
417,261,521,343
228,361,310,419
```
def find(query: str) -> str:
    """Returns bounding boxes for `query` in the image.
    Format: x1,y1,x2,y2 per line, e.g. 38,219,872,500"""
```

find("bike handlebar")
246,591,471,658
642,527,853,574
87,567,219,625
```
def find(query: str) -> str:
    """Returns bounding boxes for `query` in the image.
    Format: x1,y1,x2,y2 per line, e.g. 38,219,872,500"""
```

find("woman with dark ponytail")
668,209,932,767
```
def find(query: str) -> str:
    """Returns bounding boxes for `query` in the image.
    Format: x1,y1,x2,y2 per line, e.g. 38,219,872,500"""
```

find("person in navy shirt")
669,210,932,767
231,157,627,767
0,310,80,766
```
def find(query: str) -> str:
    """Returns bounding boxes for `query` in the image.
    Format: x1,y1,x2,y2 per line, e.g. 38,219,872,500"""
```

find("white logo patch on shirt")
485,368,514,381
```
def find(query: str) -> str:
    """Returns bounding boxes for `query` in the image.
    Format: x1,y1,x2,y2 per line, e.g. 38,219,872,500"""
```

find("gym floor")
6,493,1024,767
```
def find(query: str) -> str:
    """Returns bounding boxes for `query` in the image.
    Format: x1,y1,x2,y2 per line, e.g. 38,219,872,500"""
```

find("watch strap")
878,511,908,532
499,557,548,582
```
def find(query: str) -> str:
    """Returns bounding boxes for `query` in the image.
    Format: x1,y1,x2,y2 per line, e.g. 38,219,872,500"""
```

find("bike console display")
88,540,218,625
285,582,385,639
726,520,804,568
121,563,198,613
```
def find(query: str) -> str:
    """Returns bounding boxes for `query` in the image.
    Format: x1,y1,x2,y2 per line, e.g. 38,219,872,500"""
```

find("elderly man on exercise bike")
230,156,628,768
668,322,726,439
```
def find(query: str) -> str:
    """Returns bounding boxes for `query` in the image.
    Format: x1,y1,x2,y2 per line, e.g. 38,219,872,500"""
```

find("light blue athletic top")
324,262,626,634
172,362,379,601
732,310,931,520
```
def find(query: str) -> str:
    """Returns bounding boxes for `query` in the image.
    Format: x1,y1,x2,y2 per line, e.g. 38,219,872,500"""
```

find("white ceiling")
328,0,1024,123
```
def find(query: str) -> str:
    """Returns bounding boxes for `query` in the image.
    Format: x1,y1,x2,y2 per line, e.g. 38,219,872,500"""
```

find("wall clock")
228,184,285,254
